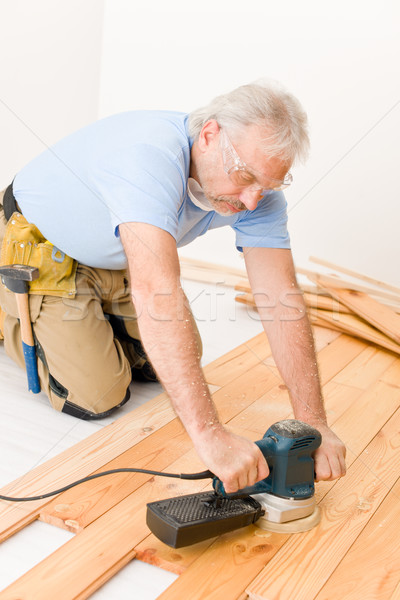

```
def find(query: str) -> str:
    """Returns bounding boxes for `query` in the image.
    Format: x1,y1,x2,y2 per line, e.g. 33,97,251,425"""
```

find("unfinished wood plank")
227,386,292,435
203,332,272,386
242,351,400,498
380,358,400,387
230,334,366,433
237,273,400,313
234,278,252,293
333,345,396,390
319,286,400,345
299,268,400,305
246,407,400,600
155,526,291,600
136,346,395,575
40,362,280,532
308,311,344,333
211,362,280,420
3,332,397,599
310,333,366,385
310,308,400,355
154,390,400,599
309,255,400,296
41,330,363,574
228,378,360,441
263,330,366,379
135,447,265,577
315,361,400,498
0,331,268,541
346,294,400,341
132,442,227,574
314,476,400,600
39,418,192,532
303,292,351,313
0,392,176,543
309,357,400,505
135,533,217,576
87,443,219,576
132,441,229,575
0,493,149,599
310,325,342,351
147,353,400,580
8,432,252,597
229,343,397,448
135,415,295,584
136,335,389,564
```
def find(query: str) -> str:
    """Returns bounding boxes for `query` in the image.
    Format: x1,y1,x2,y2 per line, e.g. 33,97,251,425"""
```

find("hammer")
0,264,41,393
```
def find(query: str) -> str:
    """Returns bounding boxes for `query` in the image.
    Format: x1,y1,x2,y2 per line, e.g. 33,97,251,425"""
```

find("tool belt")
0,183,77,298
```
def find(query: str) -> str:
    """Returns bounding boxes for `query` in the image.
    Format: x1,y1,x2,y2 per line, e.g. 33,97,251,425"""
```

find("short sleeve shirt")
13,111,290,269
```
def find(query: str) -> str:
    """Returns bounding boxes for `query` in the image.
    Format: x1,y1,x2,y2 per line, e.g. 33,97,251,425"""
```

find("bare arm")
244,246,346,481
119,222,269,492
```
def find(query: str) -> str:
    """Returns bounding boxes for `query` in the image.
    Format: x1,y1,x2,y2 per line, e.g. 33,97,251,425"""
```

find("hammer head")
0,264,39,294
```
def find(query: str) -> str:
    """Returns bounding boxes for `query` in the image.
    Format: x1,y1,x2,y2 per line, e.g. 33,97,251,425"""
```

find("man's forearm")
132,283,221,438
258,291,327,427
131,283,271,490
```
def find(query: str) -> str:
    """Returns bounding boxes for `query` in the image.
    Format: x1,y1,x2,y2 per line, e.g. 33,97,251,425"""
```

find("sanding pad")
256,505,321,534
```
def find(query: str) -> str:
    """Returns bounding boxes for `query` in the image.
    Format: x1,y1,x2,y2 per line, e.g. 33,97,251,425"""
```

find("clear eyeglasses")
220,128,293,194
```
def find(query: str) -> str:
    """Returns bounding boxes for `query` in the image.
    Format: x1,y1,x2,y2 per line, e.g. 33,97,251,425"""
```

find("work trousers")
0,188,201,418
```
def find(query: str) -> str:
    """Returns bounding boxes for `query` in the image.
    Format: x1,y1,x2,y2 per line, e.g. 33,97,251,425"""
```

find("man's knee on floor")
46,368,131,419
52,361,132,419
60,385,131,420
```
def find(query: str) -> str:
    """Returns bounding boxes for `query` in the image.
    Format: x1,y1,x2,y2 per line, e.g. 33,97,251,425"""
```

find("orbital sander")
146,419,322,548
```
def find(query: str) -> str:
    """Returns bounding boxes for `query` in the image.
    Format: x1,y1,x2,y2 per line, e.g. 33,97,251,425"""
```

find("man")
0,80,346,493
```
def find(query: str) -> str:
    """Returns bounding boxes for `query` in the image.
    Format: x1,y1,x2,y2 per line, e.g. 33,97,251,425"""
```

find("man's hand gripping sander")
146,420,322,548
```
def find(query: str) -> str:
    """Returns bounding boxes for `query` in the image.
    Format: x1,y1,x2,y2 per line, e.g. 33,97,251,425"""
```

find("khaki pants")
0,188,201,418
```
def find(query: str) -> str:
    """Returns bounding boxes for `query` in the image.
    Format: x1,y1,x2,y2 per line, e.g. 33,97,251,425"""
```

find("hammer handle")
16,293,35,346
15,293,40,393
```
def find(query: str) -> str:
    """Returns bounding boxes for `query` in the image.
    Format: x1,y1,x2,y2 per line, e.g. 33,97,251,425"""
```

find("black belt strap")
3,183,19,221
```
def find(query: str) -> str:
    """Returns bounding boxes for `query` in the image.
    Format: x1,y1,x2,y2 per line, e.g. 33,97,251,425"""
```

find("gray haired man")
0,80,346,493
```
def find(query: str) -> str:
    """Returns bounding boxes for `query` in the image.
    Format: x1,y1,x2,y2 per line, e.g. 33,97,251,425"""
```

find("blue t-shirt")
13,111,290,270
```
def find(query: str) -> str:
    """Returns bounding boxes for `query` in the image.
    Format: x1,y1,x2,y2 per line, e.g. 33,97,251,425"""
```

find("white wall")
0,0,104,189
100,0,400,285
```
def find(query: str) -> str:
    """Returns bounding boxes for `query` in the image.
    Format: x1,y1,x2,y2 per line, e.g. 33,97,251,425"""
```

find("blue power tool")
146,420,322,548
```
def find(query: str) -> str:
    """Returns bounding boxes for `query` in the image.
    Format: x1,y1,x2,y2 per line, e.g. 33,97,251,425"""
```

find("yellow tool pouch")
0,212,77,298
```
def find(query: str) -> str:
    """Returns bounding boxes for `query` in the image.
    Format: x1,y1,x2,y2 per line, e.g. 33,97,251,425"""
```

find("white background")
1,0,399,283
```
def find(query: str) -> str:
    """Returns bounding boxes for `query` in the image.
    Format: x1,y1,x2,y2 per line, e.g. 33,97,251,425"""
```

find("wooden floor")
0,317,399,599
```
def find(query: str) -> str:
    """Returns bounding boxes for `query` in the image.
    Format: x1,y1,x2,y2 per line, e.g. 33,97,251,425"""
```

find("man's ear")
197,119,220,152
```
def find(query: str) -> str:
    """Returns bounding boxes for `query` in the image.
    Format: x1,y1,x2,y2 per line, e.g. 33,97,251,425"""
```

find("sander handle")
213,420,322,499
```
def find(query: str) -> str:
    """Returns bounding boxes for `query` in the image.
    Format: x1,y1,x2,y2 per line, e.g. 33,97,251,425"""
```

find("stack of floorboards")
180,256,400,356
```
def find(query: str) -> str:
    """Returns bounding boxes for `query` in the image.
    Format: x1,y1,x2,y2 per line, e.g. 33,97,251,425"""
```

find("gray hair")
188,79,310,164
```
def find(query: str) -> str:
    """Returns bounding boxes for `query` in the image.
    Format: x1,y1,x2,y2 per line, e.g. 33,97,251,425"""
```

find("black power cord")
0,468,214,502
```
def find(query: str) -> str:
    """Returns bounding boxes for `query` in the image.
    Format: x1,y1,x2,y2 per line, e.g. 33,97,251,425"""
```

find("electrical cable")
0,468,214,503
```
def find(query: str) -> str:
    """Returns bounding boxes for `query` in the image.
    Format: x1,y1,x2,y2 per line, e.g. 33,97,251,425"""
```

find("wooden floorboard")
246,407,400,600
142,344,400,597
0,328,399,599
39,361,280,532
314,476,400,600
